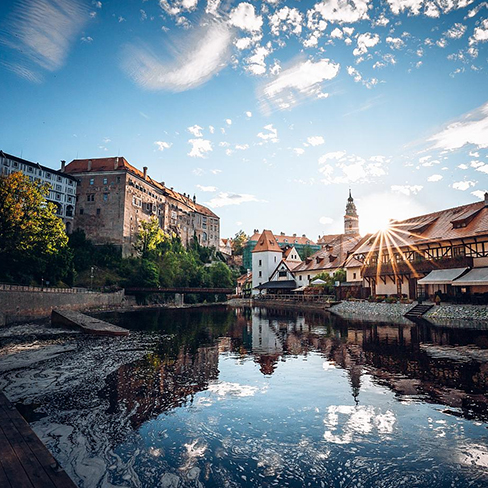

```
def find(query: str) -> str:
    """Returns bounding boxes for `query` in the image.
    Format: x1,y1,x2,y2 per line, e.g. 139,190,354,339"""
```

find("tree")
0,172,69,283
231,230,248,256
134,217,167,258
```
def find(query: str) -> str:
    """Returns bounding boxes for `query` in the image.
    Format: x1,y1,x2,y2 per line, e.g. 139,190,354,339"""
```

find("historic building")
292,191,362,286
0,151,77,232
243,230,320,271
347,193,488,300
63,156,220,256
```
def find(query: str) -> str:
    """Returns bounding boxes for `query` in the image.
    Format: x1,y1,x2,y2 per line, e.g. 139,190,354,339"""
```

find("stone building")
0,151,77,232
63,156,220,256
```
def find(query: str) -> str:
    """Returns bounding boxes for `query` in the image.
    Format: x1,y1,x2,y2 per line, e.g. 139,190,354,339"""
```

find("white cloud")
159,0,198,17
235,37,253,50
427,174,443,182
0,0,89,81
188,124,204,137
235,144,249,150
308,0,371,24
353,33,380,56
452,180,476,191
391,184,423,196
472,189,488,199
196,185,217,192
205,192,260,208
229,3,263,32
346,66,378,89
428,102,488,150
245,111,252,117
307,136,325,146
245,45,272,75
154,141,172,151
262,58,340,109
257,124,279,143
294,148,305,155
470,18,488,44
269,7,303,36
445,23,467,39
318,151,388,185
458,163,468,169
330,28,343,39
210,169,222,174
386,36,405,49
188,138,213,158
475,163,488,174
122,21,232,91
319,216,334,225
81,36,93,43
225,118,232,125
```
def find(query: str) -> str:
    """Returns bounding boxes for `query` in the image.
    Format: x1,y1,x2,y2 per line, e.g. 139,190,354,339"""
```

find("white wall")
252,250,283,294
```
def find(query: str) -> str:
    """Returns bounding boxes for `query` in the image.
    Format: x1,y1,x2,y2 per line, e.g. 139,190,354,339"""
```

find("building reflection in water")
101,305,488,431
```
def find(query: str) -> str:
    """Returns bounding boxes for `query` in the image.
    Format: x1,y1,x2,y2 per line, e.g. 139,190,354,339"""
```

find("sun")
359,192,427,235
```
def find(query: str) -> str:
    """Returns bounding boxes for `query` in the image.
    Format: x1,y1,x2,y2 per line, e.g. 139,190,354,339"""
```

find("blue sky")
1,0,487,239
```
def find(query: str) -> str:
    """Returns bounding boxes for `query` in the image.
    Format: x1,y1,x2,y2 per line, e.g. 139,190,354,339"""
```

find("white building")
0,151,77,233
251,229,284,295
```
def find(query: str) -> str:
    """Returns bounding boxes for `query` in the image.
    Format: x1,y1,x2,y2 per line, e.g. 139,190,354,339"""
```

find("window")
46,172,51,179
116,176,121,183
57,176,62,182
274,256,277,262
259,271,262,277
299,275,302,280
66,205,73,217
87,194,95,202
307,275,311,280
55,193,61,200
103,177,108,185
27,166,33,173
68,179,73,185
89,178,94,185
259,260,262,266
103,193,108,202
279,271,287,277
96,208,101,215
55,184,62,191
353,272,357,280
13,161,18,168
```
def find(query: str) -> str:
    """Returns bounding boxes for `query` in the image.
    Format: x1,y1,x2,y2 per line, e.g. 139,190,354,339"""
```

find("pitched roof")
317,234,342,245
65,156,218,218
354,196,488,255
248,230,316,246
293,234,363,273
252,230,283,253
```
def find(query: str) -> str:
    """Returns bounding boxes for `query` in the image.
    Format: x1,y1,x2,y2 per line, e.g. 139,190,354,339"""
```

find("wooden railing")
254,294,336,303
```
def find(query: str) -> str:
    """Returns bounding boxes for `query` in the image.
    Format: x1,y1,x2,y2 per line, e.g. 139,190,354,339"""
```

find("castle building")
0,151,77,232
63,157,219,256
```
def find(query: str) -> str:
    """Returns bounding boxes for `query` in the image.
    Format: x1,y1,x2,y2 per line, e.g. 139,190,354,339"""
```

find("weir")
51,310,129,337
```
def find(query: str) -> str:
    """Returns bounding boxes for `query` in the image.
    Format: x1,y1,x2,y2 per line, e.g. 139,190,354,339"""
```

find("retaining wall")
0,289,125,325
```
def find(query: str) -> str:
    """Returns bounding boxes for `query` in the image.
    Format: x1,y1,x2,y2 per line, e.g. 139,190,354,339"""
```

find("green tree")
134,217,167,258
231,230,248,256
0,172,69,284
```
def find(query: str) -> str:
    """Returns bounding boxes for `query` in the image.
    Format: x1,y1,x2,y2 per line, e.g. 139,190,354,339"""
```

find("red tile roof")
249,231,316,246
293,234,363,273
355,197,488,255
252,230,283,253
65,157,218,218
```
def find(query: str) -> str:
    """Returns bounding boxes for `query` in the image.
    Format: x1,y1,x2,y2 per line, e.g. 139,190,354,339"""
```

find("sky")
0,0,487,240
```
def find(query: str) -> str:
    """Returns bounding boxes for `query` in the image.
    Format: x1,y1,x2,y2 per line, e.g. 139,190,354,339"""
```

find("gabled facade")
269,259,297,282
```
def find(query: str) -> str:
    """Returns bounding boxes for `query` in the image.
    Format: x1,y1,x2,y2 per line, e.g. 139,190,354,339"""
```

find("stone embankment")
0,284,126,325
424,304,488,328
329,301,414,325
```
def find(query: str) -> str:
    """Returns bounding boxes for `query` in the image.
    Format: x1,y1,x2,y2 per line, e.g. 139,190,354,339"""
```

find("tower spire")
344,190,359,236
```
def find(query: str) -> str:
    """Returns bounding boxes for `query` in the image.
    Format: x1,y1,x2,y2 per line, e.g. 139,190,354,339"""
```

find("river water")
0,306,488,487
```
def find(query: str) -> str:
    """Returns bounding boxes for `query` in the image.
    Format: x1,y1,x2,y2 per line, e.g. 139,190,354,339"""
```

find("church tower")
344,190,359,236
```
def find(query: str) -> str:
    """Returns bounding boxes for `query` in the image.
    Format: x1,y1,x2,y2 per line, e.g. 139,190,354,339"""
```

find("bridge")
125,287,234,295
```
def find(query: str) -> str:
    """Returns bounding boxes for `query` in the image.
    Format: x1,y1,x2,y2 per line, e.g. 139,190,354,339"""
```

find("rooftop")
252,229,283,253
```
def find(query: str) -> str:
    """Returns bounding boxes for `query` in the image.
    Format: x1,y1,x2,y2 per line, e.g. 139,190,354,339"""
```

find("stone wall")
0,289,125,325
329,301,414,325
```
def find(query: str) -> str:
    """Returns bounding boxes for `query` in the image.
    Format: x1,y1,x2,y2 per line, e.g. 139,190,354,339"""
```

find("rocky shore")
329,301,414,325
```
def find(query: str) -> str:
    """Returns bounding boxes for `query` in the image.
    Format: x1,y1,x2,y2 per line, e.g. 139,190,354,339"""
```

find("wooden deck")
0,392,77,487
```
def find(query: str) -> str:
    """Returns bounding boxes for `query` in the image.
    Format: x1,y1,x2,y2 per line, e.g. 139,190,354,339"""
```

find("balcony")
362,256,473,278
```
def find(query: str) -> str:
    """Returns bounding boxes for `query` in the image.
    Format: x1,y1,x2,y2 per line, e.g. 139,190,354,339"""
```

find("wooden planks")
51,310,129,337
0,392,77,488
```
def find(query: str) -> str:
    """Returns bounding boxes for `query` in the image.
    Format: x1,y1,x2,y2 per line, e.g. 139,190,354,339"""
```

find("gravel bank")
330,301,414,325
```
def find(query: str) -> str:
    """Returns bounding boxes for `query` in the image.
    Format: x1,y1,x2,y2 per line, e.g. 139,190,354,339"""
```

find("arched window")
66,205,73,217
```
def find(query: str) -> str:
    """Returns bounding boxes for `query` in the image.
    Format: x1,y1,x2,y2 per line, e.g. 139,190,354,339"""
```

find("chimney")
485,192,488,206
254,229,259,234
161,181,165,187
143,167,147,180
60,160,66,172
280,232,285,236
88,159,92,171
193,195,196,203
114,157,119,170
293,233,296,237
302,234,306,237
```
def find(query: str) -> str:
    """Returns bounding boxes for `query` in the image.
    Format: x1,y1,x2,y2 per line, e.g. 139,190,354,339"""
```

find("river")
0,306,487,487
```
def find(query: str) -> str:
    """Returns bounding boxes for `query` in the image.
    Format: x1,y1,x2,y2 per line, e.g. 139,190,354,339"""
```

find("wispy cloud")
188,138,212,158
428,101,488,150
154,141,172,151
196,185,217,192
205,192,261,208
122,20,232,91
0,0,89,81
261,58,339,110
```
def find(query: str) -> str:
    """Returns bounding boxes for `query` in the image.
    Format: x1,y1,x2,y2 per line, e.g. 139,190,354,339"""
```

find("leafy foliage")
231,230,247,256
0,172,70,284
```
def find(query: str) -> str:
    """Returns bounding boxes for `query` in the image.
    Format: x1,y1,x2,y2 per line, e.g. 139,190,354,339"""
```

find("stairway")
404,303,434,319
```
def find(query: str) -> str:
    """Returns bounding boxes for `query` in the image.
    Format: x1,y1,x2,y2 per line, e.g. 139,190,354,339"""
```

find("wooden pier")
0,391,77,488
51,310,129,337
